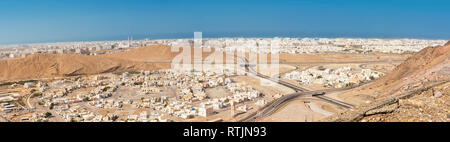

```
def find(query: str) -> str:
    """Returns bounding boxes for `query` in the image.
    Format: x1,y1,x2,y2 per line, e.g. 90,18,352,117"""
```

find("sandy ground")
277,64,297,75
260,99,339,122
260,100,310,122
364,63,400,73
320,63,362,69
232,75,296,96
206,86,232,99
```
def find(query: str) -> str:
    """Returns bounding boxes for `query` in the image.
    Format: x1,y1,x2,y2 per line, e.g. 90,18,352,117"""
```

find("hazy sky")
1,0,449,44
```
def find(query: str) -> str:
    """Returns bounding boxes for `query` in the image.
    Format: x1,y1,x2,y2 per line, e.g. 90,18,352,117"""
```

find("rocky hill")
371,41,450,98
323,41,450,122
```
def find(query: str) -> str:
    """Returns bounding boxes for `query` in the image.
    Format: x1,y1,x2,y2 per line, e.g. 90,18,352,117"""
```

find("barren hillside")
0,45,179,82
324,41,450,122
379,42,449,83
338,41,449,104
371,41,450,98
0,44,226,82
103,44,180,61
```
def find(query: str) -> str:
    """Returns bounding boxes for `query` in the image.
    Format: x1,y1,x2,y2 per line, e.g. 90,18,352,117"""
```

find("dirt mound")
104,44,219,61
103,44,180,61
0,44,220,82
0,45,181,82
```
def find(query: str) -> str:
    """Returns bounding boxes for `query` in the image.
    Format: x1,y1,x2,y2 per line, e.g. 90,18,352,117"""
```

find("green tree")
45,112,52,118
49,103,54,110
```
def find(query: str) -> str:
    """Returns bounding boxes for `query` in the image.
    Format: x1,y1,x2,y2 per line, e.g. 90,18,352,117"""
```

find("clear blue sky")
1,0,449,44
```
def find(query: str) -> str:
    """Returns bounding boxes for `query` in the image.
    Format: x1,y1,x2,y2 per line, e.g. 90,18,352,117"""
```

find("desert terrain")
0,41,448,122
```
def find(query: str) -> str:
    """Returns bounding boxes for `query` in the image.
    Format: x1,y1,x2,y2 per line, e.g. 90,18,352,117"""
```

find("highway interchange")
143,52,402,122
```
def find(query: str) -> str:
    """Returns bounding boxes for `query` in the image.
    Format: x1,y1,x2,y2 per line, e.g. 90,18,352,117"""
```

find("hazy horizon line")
1,32,449,46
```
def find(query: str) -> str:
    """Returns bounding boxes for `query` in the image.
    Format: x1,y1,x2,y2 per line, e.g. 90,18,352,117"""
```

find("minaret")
128,36,131,48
